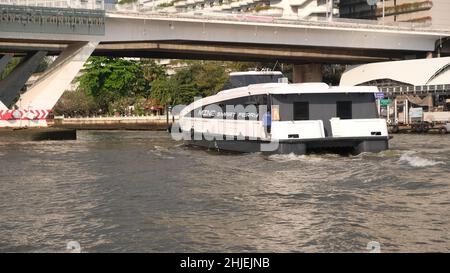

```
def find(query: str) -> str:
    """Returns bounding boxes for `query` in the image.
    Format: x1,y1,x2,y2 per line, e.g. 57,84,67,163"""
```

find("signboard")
375,92,385,99
380,99,391,106
367,0,378,5
0,5,105,36
409,107,424,119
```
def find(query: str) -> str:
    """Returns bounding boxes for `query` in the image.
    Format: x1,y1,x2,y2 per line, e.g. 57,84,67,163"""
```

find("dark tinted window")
223,74,284,89
336,101,352,119
293,102,309,120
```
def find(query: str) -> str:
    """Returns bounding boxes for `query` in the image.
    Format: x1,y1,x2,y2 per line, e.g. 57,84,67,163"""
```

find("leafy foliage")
78,57,149,113
0,57,20,80
150,61,229,105
53,88,98,117
0,56,50,80
322,64,346,86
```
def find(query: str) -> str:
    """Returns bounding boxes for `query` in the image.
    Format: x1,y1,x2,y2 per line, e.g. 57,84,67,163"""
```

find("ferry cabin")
178,82,389,154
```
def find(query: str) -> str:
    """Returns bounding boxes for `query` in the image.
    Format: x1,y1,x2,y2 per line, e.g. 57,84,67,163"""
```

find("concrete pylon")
0,55,13,110
0,51,47,107
292,64,323,83
18,41,98,112
0,54,13,74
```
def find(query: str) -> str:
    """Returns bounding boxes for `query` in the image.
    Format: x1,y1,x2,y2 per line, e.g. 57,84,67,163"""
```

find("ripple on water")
1,132,450,252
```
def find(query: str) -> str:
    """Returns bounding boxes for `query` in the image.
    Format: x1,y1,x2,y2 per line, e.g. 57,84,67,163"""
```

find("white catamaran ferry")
178,71,389,154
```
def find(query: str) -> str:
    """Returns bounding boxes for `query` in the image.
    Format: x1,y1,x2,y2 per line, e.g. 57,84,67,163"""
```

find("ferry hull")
183,133,389,155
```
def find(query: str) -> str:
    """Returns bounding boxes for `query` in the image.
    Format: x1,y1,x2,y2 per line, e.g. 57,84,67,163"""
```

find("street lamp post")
327,0,334,21
330,0,333,20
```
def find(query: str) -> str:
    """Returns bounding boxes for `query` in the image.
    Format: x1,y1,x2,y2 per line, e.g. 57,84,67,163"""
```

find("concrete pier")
293,64,323,83
0,127,76,142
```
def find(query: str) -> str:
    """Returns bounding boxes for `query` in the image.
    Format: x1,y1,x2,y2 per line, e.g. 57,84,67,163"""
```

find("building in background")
338,0,377,19
339,0,450,29
139,0,338,19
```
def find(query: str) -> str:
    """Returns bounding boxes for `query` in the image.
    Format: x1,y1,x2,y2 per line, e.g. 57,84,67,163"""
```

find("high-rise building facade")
139,0,338,19
339,0,450,29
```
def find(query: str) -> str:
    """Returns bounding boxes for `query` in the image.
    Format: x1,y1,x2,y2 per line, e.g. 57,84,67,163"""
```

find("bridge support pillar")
1,42,98,128
292,64,323,83
0,54,13,74
0,55,13,110
0,51,47,108
19,42,98,112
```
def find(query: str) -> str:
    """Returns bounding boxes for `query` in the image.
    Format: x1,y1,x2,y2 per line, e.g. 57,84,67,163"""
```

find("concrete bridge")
1,1,450,127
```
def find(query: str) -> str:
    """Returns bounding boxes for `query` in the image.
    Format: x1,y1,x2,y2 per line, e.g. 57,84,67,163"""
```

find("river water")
0,131,449,252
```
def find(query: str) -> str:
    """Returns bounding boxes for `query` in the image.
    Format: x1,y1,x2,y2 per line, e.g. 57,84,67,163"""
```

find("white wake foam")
268,153,329,162
399,153,445,167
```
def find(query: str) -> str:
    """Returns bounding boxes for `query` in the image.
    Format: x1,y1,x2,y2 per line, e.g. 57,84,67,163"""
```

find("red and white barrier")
0,109,51,121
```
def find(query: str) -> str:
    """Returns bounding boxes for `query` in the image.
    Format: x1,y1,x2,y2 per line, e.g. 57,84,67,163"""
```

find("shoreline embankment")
52,115,176,131
0,116,177,141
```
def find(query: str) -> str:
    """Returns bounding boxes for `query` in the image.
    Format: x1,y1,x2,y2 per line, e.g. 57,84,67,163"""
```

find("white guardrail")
0,0,104,10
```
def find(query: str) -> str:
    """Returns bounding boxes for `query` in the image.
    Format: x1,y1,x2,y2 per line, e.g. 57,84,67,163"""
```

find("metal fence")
0,0,104,10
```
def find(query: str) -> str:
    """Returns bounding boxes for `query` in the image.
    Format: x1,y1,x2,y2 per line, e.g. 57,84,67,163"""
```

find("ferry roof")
181,83,379,115
217,82,379,96
229,71,283,76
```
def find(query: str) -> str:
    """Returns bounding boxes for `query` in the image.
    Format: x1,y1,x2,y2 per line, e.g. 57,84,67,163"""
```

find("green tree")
78,57,148,112
188,61,228,97
133,97,148,115
53,89,98,117
142,59,166,82
322,64,346,86
35,56,51,73
0,57,20,80
0,56,50,80
150,78,178,105
109,97,132,115
150,76,198,106
151,60,229,106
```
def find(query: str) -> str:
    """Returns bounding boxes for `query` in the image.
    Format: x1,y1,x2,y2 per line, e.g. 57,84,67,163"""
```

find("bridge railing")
0,0,104,10
103,3,450,34
381,84,450,97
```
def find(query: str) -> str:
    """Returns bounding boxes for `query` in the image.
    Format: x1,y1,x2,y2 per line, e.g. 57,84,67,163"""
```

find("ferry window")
293,102,309,120
336,101,352,119
243,104,258,120
272,105,280,121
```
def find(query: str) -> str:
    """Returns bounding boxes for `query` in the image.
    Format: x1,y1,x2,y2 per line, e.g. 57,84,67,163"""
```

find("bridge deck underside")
1,39,423,64
94,41,420,64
